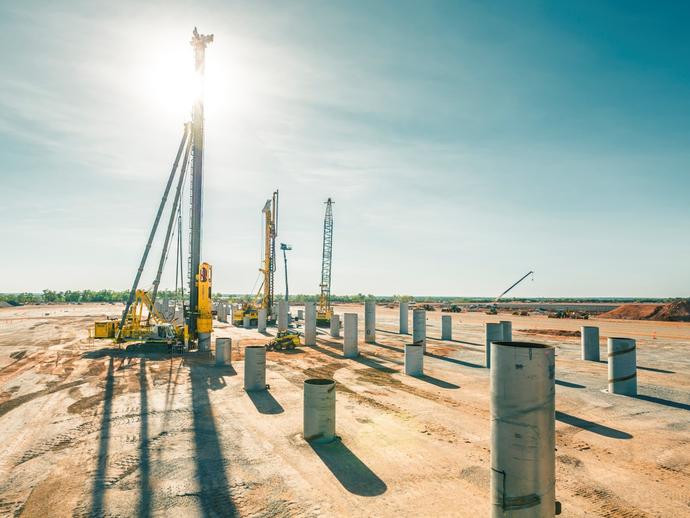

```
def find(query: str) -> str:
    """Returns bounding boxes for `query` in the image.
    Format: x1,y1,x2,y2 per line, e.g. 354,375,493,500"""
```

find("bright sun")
131,33,254,121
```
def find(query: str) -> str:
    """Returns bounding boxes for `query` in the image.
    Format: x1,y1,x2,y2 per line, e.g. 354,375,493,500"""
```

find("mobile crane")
485,270,534,315
233,191,279,326
316,198,334,326
93,28,215,349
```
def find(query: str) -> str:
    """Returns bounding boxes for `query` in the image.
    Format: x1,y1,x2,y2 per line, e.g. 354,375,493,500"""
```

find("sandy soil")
0,303,688,517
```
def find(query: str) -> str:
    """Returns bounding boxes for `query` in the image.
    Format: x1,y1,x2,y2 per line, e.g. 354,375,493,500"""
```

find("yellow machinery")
195,262,214,335
266,330,301,351
94,319,119,338
316,198,334,326
95,29,216,350
95,288,188,345
94,261,212,347
233,191,278,326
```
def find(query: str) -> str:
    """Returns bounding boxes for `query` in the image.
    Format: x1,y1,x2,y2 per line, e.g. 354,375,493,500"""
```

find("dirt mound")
519,329,581,338
652,299,690,322
600,300,690,322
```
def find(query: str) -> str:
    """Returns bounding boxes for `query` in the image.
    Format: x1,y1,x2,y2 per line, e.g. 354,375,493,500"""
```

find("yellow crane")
94,28,215,350
233,191,278,326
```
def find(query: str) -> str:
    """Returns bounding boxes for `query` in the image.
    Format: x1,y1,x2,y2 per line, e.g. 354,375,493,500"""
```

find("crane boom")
495,270,534,303
317,198,334,325
117,124,189,340
150,123,193,308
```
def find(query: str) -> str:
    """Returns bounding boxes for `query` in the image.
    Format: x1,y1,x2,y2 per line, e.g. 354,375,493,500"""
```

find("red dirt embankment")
600,299,690,322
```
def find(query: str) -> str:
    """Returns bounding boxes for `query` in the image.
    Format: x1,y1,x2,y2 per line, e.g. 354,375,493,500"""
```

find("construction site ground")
0,303,688,517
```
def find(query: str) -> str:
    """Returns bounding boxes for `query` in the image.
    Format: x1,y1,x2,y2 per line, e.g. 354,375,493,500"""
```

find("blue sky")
1,1,689,297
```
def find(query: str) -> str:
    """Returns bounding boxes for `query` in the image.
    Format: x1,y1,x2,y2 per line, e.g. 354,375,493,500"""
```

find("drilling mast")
259,191,278,315
188,27,213,339
316,198,334,326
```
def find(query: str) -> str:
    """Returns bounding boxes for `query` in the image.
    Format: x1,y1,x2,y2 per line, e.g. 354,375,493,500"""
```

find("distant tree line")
0,289,185,305
0,290,679,306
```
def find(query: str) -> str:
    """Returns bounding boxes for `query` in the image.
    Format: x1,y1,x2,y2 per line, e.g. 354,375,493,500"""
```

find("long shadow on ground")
637,365,675,374
556,411,632,439
634,394,690,411
189,358,238,517
313,339,459,388
555,379,585,389
138,358,152,517
310,440,387,496
351,337,484,369
90,357,115,517
247,390,284,415
413,374,460,389
376,327,483,347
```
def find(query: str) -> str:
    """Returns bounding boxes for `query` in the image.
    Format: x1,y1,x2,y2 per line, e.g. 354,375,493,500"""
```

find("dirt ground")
0,303,688,518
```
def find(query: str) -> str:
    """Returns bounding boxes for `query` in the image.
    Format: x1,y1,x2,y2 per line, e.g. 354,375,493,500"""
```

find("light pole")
280,243,292,302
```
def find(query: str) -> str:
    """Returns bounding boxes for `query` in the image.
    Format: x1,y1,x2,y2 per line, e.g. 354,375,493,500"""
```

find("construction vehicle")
96,288,188,345
233,191,279,326
316,198,334,326
94,28,214,350
485,270,534,315
266,330,301,351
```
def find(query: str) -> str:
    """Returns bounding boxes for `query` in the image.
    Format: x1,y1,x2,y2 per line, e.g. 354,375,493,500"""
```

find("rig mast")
188,27,213,338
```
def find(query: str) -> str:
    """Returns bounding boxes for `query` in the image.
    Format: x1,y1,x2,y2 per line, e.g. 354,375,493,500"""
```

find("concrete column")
243,315,251,328
399,301,409,334
490,341,556,518
297,309,304,320
608,338,637,395
303,379,336,443
581,326,600,361
215,337,231,366
441,315,452,340
258,308,267,333
485,323,503,368
413,309,426,352
198,332,211,352
278,300,288,332
330,314,340,338
499,320,512,342
244,346,267,392
364,300,376,343
304,301,316,346
404,343,424,376
343,313,358,358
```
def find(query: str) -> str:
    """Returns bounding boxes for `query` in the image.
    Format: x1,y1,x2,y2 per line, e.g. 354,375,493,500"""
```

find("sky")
1,1,689,298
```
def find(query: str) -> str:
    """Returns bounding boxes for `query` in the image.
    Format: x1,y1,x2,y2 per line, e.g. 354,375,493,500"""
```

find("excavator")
316,198,334,326
233,191,279,326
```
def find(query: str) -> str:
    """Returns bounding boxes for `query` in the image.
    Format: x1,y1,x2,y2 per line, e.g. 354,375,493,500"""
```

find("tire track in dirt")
0,379,86,420
568,482,652,518
13,407,195,466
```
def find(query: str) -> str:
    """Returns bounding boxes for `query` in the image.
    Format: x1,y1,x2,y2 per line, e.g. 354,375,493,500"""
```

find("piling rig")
94,28,214,349
233,190,279,326
316,198,334,326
